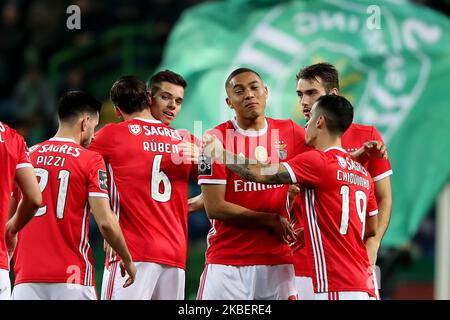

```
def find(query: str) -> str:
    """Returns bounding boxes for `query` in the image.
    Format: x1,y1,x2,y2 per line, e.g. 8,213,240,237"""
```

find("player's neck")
123,108,157,121
315,134,342,152
235,116,266,131
53,127,80,145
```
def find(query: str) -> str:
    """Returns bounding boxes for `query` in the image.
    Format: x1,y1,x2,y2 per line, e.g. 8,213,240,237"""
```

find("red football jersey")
13,138,109,286
343,124,393,181
293,123,392,278
89,118,195,269
0,122,32,271
198,117,308,266
284,147,378,295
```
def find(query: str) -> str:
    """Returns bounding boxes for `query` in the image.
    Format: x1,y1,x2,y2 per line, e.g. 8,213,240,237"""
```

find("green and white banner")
158,0,450,247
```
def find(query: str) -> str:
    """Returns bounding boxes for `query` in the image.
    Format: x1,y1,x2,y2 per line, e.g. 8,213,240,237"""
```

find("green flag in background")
158,0,450,247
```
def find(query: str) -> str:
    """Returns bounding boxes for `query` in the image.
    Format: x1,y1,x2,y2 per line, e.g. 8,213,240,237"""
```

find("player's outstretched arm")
6,167,42,256
89,197,137,288
201,184,295,243
202,134,293,185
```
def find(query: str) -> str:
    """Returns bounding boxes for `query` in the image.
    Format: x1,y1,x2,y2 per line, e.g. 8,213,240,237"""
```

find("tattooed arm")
203,134,294,185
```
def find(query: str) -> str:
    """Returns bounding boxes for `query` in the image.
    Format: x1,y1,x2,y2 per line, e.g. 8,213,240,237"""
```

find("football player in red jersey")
294,63,392,299
91,76,197,300
11,91,136,300
204,94,379,300
0,121,41,300
197,68,301,300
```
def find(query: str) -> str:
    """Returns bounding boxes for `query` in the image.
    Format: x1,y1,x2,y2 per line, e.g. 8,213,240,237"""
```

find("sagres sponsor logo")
128,124,142,136
224,1,441,143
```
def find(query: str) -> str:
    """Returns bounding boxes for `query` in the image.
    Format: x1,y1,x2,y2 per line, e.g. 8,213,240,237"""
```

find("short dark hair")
110,75,149,114
148,70,187,95
296,63,339,92
225,67,263,89
58,91,102,123
314,95,353,135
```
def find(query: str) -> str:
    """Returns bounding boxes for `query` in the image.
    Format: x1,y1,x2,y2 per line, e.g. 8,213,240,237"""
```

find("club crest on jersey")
128,124,142,136
274,141,287,160
336,155,347,169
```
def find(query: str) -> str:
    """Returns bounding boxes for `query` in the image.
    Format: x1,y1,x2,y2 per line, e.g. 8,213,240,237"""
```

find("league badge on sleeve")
128,124,142,136
98,170,108,190
198,154,212,176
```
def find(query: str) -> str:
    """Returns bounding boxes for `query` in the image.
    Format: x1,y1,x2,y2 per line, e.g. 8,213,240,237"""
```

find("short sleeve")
198,131,227,185
282,150,326,186
15,136,32,170
87,153,109,198
367,180,378,217
367,127,393,182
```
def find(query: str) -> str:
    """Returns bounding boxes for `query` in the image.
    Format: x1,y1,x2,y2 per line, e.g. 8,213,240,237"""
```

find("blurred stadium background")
1,0,449,300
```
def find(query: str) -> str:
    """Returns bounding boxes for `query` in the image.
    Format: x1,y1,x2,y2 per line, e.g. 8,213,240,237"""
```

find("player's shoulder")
295,148,326,162
267,117,296,128
0,122,24,141
348,123,384,142
98,122,123,133
80,146,104,162
213,120,232,132
347,123,377,136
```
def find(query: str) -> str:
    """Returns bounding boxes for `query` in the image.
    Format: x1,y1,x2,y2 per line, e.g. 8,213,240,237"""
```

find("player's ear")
329,88,339,96
225,97,233,109
81,117,88,132
317,115,325,128
114,106,122,118
146,91,152,106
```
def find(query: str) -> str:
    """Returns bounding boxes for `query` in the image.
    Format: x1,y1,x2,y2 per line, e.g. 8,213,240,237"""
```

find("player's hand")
5,222,18,258
362,140,388,159
104,240,117,258
289,228,305,254
202,134,224,161
270,215,295,244
120,260,137,288
288,185,300,212
179,141,200,164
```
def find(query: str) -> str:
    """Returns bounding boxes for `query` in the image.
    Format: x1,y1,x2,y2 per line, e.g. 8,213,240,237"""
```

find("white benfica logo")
128,124,142,136
336,155,347,169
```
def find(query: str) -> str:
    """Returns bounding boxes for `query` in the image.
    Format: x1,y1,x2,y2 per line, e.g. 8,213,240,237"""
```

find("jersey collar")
49,137,77,143
324,146,348,153
231,117,268,137
133,117,162,124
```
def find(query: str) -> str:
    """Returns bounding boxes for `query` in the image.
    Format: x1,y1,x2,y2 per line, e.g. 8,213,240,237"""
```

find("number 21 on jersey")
34,168,70,219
